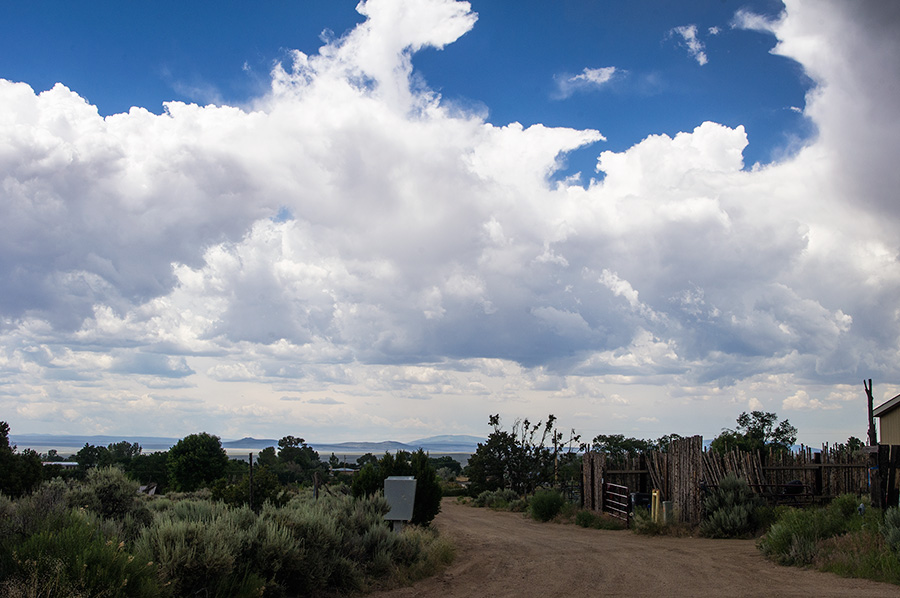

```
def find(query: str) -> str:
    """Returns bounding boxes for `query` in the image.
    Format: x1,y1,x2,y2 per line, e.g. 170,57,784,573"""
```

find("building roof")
873,393,900,418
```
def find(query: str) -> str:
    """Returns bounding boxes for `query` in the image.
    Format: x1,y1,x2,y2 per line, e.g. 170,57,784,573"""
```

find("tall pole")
865,379,877,446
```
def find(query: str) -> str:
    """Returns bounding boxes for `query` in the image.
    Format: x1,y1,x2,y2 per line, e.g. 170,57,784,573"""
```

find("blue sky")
1,0,808,169
1,0,899,446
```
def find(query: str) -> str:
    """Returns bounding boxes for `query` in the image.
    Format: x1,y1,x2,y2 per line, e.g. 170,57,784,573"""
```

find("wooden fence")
583,437,875,524
871,444,900,508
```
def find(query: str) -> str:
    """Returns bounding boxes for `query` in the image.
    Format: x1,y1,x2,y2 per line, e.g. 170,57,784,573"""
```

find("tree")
710,411,797,456
75,443,110,471
464,414,577,496
256,446,277,467
356,453,379,467
834,436,865,457
125,450,170,493
590,434,654,463
106,441,142,464
654,434,684,453
0,421,43,497
273,435,326,485
167,432,229,492
428,455,462,476
211,465,286,511
43,449,65,462
410,450,442,525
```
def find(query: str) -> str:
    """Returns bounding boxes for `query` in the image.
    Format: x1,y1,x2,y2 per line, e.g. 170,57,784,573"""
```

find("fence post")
813,452,822,497
888,446,900,508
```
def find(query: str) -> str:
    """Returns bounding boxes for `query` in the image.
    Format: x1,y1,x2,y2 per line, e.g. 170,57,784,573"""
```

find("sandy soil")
369,498,899,598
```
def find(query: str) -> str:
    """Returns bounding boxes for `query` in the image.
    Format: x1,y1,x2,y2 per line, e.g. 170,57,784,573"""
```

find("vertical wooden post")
582,453,592,510
872,445,890,508
888,445,900,508
813,452,823,497
597,452,607,514
866,379,877,446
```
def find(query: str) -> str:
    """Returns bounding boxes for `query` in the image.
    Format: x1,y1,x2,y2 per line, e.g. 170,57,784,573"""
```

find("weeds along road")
370,498,899,598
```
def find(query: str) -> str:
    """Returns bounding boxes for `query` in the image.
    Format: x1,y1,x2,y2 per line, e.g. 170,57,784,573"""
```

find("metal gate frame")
603,482,630,527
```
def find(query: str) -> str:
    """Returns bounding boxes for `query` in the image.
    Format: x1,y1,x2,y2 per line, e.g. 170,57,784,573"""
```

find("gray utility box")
384,476,417,528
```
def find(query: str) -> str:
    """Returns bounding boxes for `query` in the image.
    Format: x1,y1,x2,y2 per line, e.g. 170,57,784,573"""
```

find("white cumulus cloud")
1,0,899,443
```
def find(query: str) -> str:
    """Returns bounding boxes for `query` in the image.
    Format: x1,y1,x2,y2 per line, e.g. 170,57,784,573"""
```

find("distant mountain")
409,435,484,452
221,437,278,449
311,441,416,454
9,434,180,451
9,433,485,455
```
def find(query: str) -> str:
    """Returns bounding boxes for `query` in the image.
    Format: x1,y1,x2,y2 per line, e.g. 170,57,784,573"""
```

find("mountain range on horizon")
8,433,487,454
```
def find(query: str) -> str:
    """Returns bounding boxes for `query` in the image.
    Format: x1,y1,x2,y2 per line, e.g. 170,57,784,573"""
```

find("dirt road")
371,498,899,598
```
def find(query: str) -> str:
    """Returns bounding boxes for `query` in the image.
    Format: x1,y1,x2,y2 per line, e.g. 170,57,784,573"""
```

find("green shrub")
68,467,138,520
2,477,454,598
700,475,762,538
390,525,455,585
574,509,627,530
630,506,692,536
134,508,267,598
575,509,597,528
631,506,666,535
817,528,900,584
472,489,519,508
440,484,467,497
882,507,900,553
4,509,160,598
758,494,878,566
530,489,565,522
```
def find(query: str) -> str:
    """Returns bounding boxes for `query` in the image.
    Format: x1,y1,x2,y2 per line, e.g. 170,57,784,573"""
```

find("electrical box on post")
384,476,417,531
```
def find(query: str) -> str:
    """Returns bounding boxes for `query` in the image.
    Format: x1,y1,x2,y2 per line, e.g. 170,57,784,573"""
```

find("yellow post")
651,489,661,523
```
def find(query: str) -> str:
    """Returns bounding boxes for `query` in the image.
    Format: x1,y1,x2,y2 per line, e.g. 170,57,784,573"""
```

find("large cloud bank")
1,0,898,441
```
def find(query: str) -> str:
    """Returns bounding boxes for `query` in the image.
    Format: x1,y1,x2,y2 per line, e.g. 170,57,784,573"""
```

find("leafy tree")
167,432,229,492
834,436,865,457
590,434,654,463
125,450,170,494
106,440,141,464
42,449,65,462
256,446,277,467
75,443,111,471
409,450,442,525
464,425,515,495
0,421,43,497
428,455,462,476
710,411,797,456
273,435,327,485
465,414,577,496
211,464,286,511
356,453,379,467
654,434,684,452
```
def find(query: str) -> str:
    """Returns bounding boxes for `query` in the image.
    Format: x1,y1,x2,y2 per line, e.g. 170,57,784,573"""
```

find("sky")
1,0,899,446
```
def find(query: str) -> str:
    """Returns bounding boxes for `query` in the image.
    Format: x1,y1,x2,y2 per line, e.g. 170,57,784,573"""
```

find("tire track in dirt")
370,498,899,598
